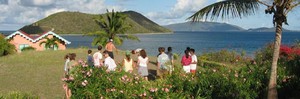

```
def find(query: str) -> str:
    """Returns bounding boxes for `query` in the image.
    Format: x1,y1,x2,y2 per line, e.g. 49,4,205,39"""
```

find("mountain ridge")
20,11,172,34
164,21,298,32
164,21,245,32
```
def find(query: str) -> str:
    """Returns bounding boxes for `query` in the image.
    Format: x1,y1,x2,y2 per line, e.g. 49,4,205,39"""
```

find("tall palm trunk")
268,22,282,99
268,6,284,99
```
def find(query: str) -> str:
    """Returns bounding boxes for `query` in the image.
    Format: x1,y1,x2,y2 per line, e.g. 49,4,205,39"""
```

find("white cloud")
20,0,56,7
0,0,126,30
146,0,211,25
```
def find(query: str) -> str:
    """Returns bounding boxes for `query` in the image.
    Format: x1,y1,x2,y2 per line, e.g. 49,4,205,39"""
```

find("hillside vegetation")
20,11,172,34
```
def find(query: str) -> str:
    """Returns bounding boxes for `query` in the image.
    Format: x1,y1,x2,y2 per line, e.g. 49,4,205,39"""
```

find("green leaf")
188,0,259,21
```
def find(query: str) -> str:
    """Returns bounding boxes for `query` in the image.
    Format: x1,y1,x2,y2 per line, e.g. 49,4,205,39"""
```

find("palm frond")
39,41,47,46
119,34,140,42
113,36,123,45
187,0,259,21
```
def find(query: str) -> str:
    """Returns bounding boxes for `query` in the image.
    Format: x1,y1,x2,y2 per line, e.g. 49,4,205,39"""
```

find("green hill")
20,11,172,34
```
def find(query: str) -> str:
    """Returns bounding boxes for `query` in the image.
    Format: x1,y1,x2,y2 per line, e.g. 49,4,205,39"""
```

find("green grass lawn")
0,48,159,98
0,49,92,98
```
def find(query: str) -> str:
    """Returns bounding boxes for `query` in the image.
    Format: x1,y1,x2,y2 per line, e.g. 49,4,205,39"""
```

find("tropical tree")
39,37,60,50
88,9,139,46
188,0,300,98
0,34,15,56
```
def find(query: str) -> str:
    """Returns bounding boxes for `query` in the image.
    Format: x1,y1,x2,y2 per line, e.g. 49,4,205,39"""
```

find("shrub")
66,57,263,98
0,34,15,56
199,49,251,67
21,46,36,51
254,43,300,98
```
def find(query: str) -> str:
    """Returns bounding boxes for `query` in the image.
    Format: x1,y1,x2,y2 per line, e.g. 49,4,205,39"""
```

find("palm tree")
39,37,60,50
188,0,300,98
88,9,139,46
0,34,15,56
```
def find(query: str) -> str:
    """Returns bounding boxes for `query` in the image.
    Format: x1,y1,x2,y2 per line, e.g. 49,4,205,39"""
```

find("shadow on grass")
148,69,157,81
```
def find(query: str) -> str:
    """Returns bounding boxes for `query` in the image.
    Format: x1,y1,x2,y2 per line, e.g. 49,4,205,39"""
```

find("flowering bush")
280,45,300,60
255,43,300,98
65,58,264,98
199,49,252,67
64,42,300,98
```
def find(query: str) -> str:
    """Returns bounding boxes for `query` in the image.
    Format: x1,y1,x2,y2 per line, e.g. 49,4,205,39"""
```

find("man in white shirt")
103,50,117,71
93,46,103,67
190,49,197,74
157,47,170,78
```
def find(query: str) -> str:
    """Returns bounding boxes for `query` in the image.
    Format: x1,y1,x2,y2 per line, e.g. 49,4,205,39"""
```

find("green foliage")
254,43,300,98
199,49,251,67
188,0,259,21
39,37,60,50
0,92,38,99
0,34,15,56
66,54,265,98
20,11,171,34
21,46,36,51
89,9,140,46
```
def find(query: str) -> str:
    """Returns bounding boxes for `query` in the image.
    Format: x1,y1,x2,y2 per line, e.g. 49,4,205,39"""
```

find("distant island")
164,21,298,32
246,27,298,32
164,21,245,32
20,11,172,34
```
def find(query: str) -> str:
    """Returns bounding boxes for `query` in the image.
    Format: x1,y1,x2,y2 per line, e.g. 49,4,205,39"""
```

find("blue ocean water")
62,31,300,56
2,31,300,56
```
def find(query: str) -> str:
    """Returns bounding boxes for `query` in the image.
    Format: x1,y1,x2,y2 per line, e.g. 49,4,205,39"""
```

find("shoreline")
60,32,174,36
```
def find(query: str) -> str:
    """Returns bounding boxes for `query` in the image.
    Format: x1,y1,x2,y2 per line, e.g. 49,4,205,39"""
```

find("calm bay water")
2,31,300,56
61,31,300,56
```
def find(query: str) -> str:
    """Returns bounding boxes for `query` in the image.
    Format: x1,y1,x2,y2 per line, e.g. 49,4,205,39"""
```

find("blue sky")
0,0,300,31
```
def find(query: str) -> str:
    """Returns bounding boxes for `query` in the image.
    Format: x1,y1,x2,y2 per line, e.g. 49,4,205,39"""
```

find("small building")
5,30,71,52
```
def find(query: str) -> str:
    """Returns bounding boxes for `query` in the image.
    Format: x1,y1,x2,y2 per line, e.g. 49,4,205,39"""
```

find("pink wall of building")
9,34,67,52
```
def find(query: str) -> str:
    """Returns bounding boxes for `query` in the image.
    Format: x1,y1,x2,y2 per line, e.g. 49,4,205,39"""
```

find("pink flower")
82,82,87,86
164,88,169,92
81,80,88,86
69,76,74,81
61,78,67,81
121,76,125,81
150,88,157,92
87,71,92,77
234,73,239,78
110,88,116,92
134,76,139,80
143,92,147,96
83,64,88,67
212,69,216,72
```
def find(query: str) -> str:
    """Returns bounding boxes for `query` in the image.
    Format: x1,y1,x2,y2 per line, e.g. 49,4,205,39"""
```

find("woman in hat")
122,50,135,73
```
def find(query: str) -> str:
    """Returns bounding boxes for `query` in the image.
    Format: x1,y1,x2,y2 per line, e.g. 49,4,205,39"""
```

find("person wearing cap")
103,50,117,71
105,38,118,59
122,50,135,72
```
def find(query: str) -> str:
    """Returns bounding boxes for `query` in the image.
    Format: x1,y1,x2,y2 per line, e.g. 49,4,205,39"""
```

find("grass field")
0,48,159,98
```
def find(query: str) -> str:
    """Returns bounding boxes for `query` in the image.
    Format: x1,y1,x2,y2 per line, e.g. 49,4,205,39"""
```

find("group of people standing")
62,39,198,98
181,47,198,74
